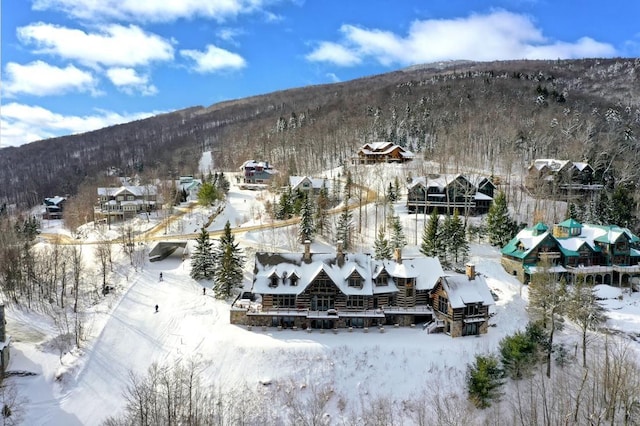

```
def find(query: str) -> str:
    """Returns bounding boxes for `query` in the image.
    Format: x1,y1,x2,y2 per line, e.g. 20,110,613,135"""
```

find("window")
376,275,387,286
438,296,448,314
405,287,414,297
269,276,278,288
346,296,366,308
348,277,362,288
273,295,296,308
464,304,481,316
290,275,298,286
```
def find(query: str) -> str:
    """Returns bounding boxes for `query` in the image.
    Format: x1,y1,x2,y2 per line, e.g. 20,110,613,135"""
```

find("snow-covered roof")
44,196,66,206
441,273,495,309
408,174,492,192
380,257,444,290
531,159,570,171
98,185,157,197
251,251,443,296
240,160,274,170
529,159,593,174
289,176,330,191
359,142,415,158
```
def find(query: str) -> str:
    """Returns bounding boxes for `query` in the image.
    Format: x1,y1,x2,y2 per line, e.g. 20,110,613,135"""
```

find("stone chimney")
337,240,345,267
393,247,402,264
303,240,311,263
465,263,476,280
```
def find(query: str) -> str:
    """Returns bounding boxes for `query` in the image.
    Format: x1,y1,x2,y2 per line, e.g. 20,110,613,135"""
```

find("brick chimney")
393,247,402,264
303,240,311,263
465,263,476,280
337,240,345,267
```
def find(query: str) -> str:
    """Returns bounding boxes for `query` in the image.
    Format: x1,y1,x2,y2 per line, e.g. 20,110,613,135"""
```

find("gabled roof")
407,174,492,193
557,218,582,230
44,196,66,206
440,274,495,309
358,142,415,158
502,222,640,260
501,227,555,259
240,160,275,172
97,185,157,197
289,176,330,192
251,251,443,296
530,159,571,172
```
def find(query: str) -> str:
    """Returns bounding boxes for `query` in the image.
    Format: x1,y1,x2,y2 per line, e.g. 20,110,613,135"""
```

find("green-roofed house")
501,220,640,285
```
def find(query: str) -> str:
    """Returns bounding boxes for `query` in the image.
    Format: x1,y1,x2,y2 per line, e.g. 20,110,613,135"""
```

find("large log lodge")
231,242,495,337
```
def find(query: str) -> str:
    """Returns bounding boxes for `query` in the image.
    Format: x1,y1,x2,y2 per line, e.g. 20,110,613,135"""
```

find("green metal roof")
557,218,582,229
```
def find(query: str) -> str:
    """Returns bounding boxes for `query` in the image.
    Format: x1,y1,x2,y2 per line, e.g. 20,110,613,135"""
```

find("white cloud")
326,72,341,83
17,23,174,68
106,67,158,95
0,102,159,147
306,10,616,66
305,42,361,66
32,0,281,23
3,60,98,97
180,45,246,73
217,27,244,45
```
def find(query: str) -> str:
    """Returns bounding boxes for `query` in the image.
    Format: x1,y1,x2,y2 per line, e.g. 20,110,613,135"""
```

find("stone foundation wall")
501,257,525,282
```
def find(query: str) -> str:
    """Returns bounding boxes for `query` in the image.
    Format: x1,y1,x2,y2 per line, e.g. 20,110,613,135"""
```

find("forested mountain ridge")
1,58,639,215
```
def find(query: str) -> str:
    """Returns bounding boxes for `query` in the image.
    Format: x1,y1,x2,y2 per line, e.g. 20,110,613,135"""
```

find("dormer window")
376,275,387,286
269,275,278,288
348,277,362,288
290,275,298,286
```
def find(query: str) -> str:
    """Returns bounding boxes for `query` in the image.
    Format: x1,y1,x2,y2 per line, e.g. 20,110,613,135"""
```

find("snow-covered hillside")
7,158,640,425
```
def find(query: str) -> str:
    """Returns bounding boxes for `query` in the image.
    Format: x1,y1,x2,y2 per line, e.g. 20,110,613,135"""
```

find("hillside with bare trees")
1,58,639,222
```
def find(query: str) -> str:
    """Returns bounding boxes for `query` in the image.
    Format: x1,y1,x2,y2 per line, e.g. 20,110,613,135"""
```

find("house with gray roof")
96,184,158,221
231,242,495,337
353,141,414,164
406,174,495,215
288,176,331,195
525,159,602,197
239,160,277,185
429,264,495,337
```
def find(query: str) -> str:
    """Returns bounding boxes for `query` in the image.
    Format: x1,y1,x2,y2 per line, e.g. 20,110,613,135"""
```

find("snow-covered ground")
8,158,640,425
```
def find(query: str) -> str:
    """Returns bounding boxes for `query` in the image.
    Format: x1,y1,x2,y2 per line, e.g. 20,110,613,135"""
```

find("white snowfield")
9,156,640,425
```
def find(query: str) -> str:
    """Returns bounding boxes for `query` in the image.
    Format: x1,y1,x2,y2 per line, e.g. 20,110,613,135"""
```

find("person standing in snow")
155,304,159,313
159,272,163,282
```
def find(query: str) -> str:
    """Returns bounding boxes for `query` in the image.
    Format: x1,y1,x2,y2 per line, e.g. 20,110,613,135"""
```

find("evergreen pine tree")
298,195,315,243
420,209,441,258
212,221,245,299
197,182,218,206
190,227,215,280
335,207,353,250
486,191,516,247
373,225,392,260
215,172,230,194
276,186,293,220
567,202,579,221
447,209,469,266
344,171,353,201
386,182,397,202
610,186,635,227
466,354,504,408
389,214,406,250
315,184,330,236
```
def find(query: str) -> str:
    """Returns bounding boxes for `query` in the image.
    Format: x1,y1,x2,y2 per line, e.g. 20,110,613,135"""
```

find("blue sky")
2,0,639,148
